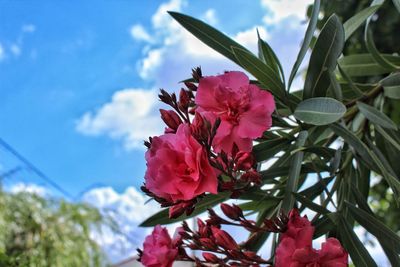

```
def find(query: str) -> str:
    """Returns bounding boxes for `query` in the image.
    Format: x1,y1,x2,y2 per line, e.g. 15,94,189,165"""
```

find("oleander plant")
137,0,400,266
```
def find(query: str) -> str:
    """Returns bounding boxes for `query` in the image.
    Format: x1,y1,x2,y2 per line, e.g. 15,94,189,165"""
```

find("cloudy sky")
0,0,324,263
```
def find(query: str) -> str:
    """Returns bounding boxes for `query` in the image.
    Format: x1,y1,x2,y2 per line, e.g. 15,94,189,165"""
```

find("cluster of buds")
172,204,290,266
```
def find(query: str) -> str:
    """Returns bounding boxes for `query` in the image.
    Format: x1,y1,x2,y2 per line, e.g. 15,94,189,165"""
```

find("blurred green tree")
0,188,112,267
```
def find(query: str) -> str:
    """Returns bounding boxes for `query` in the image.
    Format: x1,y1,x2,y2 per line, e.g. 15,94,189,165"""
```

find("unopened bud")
220,203,243,220
179,89,190,111
202,252,219,263
160,109,182,131
241,170,262,185
211,226,238,250
234,151,254,171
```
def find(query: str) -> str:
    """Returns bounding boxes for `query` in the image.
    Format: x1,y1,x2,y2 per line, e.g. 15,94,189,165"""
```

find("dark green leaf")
253,138,291,162
282,131,308,213
338,54,400,76
346,202,400,253
365,28,399,70
329,71,343,101
294,97,346,125
232,47,286,101
357,101,397,130
338,216,377,267
293,193,330,214
168,11,250,66
140,193,228,226
343,5,380,41
393,0,400,13
381,73,400,99
257,30,285,84
288,0,320,90
303,15,344,99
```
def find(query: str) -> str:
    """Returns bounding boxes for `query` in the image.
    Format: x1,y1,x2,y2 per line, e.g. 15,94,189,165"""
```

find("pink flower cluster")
142,70,275,218
275,209,348,267
139,207,348,266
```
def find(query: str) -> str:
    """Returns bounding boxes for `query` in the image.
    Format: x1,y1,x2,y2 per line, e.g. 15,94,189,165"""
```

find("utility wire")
0,137,73,199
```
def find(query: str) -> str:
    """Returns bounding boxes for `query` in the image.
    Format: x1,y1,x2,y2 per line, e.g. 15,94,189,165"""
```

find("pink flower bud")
220,203,243,220
202,252,220,263
211,226,238,250
234,151,254,171
179,89,190,111
160,109,182,131
241,170,262,185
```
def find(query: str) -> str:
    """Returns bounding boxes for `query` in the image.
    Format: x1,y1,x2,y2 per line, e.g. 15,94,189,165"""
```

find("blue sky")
0,0,312,198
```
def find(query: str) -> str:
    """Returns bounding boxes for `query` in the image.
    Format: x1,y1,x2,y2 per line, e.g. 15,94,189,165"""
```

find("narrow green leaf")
232,47,286,101
393,0,400,13
343,5,380,41
338,54,400,76
375,126,400,152
381,73,400,99
329,71,343,101
282,131,308,213
294,97,346,125
337,64,364,98
365,28,399,70
330,123,375,168
288,0,320,90
338,216,378,267
253,138,291,162
257,30,285,84
168,11,250,66
293,193,329,214
356,101,397,130
140,193,228,226
313,213,337,238
303,14,345,99
346,202,400,253
300,176,335,200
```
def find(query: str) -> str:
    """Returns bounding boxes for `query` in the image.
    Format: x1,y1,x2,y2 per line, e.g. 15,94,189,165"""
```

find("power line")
0,137,73,199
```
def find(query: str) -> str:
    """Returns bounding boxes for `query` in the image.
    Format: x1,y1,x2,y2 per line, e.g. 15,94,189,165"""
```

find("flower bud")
211,226,238,250
241,170,262,185
179,89,190,111
234,151,254,171
202,252,219,263
220,203,243,220
169,202,189,219
160,109,182,131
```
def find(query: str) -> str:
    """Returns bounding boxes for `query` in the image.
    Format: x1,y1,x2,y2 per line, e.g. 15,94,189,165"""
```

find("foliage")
140,0,400,266
0,189,111,267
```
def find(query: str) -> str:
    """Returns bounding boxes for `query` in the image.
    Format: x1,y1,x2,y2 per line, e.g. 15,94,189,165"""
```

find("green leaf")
288,0,320,90
329,71,343,101
375,126,400,152
168,11,250,66
338,54,400,76
381,73,400,99
346,202,400,253
356,101,397,130
281,131,308,213
294,97,346,125
337,64,364,98
330,123,375,168
303,14,344,99
293,193,330,214
365,28,399,70
343,5,380,41
257,30,285,84
253,138,291,162
393,0,400,13
338,216,378,267
232,47,286,101
140,193,228,226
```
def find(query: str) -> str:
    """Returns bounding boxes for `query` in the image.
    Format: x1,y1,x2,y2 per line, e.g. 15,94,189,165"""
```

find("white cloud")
8,182,48,197
130,24,153,43
0,43,5,61
76,89,162,150
202,9,218,25
10,44,21,56
261,0,313,24
138,48,164,79
22,24,36,33
151,0,185,29
82,186,161,263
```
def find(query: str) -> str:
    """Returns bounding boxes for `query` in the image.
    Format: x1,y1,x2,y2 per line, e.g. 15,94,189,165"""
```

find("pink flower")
195,71,275,153
275,209,348,267
141,225,178,267
145,124,218,202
